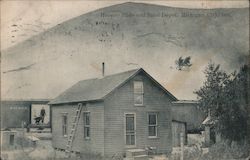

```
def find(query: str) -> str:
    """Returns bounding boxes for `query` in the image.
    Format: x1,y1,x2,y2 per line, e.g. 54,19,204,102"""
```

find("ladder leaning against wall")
65,103,83,157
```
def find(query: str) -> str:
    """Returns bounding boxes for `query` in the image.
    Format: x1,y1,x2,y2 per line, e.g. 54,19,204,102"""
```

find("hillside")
1,2,249,99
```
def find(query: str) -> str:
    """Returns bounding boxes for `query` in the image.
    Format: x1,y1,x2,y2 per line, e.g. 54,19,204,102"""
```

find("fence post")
180,132,184,160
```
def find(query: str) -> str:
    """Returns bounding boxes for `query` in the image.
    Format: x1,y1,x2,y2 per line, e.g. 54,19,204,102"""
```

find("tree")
194,62,248,143
175,56,192,71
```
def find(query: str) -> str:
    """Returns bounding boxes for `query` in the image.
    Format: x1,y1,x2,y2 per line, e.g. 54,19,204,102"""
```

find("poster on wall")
31,104,50,125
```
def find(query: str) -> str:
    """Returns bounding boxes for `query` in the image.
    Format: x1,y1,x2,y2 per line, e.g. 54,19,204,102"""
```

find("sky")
1,0,249,50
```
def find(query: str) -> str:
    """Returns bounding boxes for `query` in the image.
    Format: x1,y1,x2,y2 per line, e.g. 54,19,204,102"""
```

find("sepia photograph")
0,1,249,160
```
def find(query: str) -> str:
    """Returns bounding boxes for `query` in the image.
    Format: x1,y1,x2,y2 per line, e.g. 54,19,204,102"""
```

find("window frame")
148,113,158,138
61,113,68,137
83,111,90,140
133,81,144,106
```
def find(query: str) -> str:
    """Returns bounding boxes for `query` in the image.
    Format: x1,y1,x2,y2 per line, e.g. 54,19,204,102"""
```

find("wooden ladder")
65,103,83,157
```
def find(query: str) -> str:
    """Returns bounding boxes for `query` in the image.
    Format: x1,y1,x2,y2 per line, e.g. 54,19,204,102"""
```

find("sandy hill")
2,2,249,100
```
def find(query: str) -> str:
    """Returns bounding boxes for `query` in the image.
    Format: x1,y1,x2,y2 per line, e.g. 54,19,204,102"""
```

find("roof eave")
172,101,199,104
49,98,103,105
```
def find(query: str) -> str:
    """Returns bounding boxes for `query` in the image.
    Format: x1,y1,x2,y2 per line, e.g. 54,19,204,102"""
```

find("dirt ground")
1,138,172,160
1,130,206,160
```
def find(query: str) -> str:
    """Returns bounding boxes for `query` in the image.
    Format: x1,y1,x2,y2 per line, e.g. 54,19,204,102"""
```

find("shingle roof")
172,100,199,104
1,99,51,102
49,68,177,105
49,69,139,104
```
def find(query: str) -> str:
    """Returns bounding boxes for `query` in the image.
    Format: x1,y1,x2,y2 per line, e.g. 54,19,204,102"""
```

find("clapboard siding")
51,101,104,155
104,72,173,156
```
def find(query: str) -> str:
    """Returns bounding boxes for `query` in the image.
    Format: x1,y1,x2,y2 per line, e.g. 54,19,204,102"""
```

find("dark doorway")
210,127,216,144
9,134,14,145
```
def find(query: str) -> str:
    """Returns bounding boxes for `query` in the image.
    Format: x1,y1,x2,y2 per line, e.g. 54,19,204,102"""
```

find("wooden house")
49,68,177,157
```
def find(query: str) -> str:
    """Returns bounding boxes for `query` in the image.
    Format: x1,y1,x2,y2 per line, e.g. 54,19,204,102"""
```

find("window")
148,113,157,138
134,81,143,105
83,112,90,139
62,114,68,136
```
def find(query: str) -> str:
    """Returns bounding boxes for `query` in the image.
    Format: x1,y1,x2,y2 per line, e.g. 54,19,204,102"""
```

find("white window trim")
134,81,144,106
83,111,90,140
148,113,158,138
124,112,136,148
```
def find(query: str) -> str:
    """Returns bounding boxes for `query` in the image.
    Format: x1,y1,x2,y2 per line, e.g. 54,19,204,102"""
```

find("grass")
200,141,249,160
39,152,124,160
181,141,250,160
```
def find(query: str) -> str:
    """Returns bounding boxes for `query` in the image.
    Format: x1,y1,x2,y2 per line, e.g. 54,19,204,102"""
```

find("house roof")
172,100,199,104
1,99,51,102
49,68,177,105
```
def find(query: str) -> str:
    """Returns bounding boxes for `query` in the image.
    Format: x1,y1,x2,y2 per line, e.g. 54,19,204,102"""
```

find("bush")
184,146,202,160
200,141,250,160
173,141,249,160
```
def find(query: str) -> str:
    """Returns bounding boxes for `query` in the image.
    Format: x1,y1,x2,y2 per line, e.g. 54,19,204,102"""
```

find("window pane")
63,126,67,135
134,81,143,93
126,117,134,131
62,115,67,136
126,135,130,145
87,127,90,137
63,116,67,125
149,126,156,136
131,135,135,145
126,135,135,145
84,127,86,136
83,112,90,138
149,114,156,125
134,94,143,105
84,127,90,138
84,113,90,125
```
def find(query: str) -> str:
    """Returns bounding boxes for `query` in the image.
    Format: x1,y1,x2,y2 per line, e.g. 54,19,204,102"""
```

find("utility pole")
180,132,184,160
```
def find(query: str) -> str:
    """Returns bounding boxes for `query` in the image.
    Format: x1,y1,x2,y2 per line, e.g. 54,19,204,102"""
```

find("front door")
125,113,136,146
